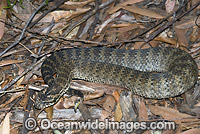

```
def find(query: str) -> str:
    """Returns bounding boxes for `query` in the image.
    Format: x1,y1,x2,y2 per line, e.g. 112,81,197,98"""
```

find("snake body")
35,47,198,109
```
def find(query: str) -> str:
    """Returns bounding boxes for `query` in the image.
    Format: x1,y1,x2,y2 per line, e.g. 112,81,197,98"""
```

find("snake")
34,47,198,109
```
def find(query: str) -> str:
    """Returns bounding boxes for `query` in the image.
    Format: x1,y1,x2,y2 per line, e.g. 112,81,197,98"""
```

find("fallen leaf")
175,18,200,29
112,91,120,103
111,23,145,33
44,106,53,120
180,128,200,134
149,105,198,124
61,0,95,10
165,0,176,13
138,99,148,121
0,0,7,39
55,96,77,109
154,37,177,45
108,0,144,14
0,60,24,67
122,5,164,19
114,103,122,121
174,27,188,47
0,112,10,134
101,95,115,120
0,92,24,108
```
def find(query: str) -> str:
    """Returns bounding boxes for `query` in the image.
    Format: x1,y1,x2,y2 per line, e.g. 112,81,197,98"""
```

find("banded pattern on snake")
35,47,198,109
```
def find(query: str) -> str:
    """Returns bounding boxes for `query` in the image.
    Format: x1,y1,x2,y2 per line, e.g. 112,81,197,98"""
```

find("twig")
22,56,46,134
1,57,45,91
63,0,115,36
0,20,108,46
29,0,65,28
0,0,48,57
22,16,56,134
146,1,200,43
78,103,101,134
115,0,193,45
88,0,102,40
0,96,22,124
34,18,55,59
0,88,25,94
22,88,35,134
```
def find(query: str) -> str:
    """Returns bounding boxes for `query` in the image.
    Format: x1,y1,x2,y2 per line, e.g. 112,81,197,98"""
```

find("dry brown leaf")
112,91,120,103
114,103,122,122
122,5,164,19
97,11,121,34
101,96,115,120
0,60,24,67
61,0,95,10
111,23,145,33
55,96,77,109
139,100,151,134
44,106,53,120
0,91,24,108
0,75,12,89
165,0,176,13
134,42,151,49
175,18,200,29
102,96,115,112
0,112,10,134
174,27,188,47
56,93,102,110
138,99,148,122
15,14,53,22
195,102,200,107
149,105,197,124
16,64,25,75
20,87,28,109
10,125,19,134
180,128,200,134
14,76,24,89
0,69,5,85
51,11,71,22
190,27,200,43
108,0,144,14
51,8,91,22
111,23,136,28
66,8,91,22
16,7,91,24
84,92,104,101
149,41,160,48
154,37,177,45
12,64,25,88
54,98,65,109
0,0,7,39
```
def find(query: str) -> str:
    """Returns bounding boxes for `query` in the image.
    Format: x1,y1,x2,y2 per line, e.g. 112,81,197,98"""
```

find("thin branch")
28,0,65,28
115,0,193,45
63,0,115,36
146,1,200,43
1,57,45,91
0,0,48,57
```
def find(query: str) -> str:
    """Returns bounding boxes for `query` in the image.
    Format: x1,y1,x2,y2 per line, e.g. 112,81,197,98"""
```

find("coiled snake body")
35,47,198,109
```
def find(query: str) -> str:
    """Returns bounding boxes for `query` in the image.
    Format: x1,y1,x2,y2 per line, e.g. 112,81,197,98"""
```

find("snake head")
34,87,61,110
34,94,61,110
34,98,46,110
34,83,84,109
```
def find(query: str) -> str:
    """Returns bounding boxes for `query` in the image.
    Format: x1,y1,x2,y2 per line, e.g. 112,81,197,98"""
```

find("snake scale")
35,47,198,109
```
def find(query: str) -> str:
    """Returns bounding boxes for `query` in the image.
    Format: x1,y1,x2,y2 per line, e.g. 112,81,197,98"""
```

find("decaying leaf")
0,112,10,134
0,60,24,67
0,0,7,39
122,5,164,19
149,105,199,125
